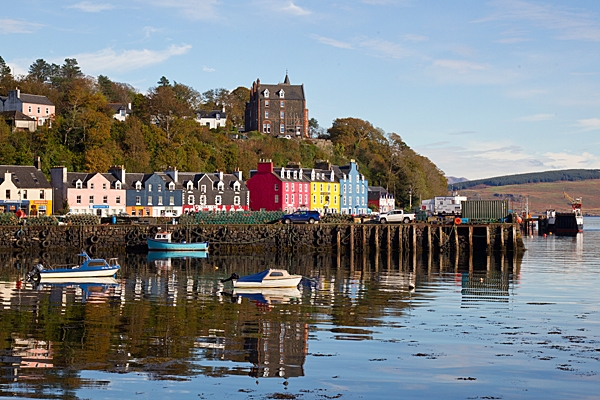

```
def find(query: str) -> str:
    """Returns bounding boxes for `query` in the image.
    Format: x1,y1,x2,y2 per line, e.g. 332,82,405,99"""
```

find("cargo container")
461,200,509,222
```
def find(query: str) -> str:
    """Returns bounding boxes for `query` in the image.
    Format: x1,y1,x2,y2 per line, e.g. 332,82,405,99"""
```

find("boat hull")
548,213,583,236
233,276,302,288
147,238,209,251
39,267,120,279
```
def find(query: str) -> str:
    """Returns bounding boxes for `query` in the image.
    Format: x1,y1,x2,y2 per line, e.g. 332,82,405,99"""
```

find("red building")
246,160,310,212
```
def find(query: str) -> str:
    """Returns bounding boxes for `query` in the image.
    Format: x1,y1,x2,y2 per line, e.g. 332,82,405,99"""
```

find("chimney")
34,156,41,170
128,102,132,111
219,171,224,181
16,88,20,98
257,159,274,173
232,168,242,181
109,165,126,184
165,166,178,183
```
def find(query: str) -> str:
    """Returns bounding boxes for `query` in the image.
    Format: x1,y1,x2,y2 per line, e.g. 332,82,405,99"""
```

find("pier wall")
1,223,524,255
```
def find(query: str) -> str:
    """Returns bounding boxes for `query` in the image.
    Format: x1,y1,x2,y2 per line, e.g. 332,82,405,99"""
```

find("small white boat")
222,269,303,288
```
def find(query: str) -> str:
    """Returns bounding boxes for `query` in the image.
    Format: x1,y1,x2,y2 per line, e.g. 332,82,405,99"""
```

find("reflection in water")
0,247,523,398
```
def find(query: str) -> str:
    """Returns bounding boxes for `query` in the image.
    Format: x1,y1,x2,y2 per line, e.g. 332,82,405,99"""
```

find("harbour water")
0,219,599,399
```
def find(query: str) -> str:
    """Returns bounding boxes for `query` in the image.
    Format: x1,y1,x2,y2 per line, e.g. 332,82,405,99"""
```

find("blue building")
332,159,369,215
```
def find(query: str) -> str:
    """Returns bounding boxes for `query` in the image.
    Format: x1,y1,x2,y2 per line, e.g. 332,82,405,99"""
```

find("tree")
28,59,52,82
0,56,12,79
61,58,83,80
309,118,325,138
227,86,250,129
0,56,15,93
157,76,170,87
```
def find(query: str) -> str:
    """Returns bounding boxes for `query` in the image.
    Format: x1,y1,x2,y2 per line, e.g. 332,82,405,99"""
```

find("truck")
421,194,468,216
376,209,416,224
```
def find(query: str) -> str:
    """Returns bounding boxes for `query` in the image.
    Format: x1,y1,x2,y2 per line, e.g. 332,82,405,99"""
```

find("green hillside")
450,169,600,190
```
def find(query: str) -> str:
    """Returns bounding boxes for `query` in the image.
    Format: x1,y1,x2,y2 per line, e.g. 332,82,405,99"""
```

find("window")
356,184,359,193
285,183,289,191
158,197,163,205
265,110,269,118
291,183,295,191
116,196,121,204
135,196,141,205
305,194,308,204
265,123,271,133
285,194,289,203
280,124,285,133
37,107,41,113
291,194,295,203
275,194,279,203
201,185,206,193
349,197,352,205
343,185,347,194
169,182,175,191
76,195,82,204
115,182,121,190
313,195,316,203
280,101,285,107
320,184,323,191
28,106,32,113
76,181,82,189
136,182,141,190
38,190,44,199
313,183,316,191
265,100,269,107
280,111,285,119
89,195,94,204
45,107,49,115
200,195,206,205
103,183,107,190
279,90,285,98
169,196,174,205
158,185,162,192
275,184,279,191
188,195,195,204
90,183,94,190
264,89,269,98
22,190,27,199
148,197,153,205
343,197,347,205
5,190,10,199
148,184,153,192
234,196,240,205
103,196,108,204
215,195,221,205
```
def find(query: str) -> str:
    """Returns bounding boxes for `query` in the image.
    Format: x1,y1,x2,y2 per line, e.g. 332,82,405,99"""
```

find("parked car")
281,210,320,224
377,209,416,224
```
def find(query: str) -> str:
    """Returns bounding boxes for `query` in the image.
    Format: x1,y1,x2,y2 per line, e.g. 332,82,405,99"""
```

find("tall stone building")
245,74,308,137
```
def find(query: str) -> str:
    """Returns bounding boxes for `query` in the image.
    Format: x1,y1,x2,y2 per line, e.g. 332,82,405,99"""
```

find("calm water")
0,219,599,399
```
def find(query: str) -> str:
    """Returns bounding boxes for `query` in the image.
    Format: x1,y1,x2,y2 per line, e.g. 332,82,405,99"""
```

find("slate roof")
257,74,305,101
17,93,54,106
65,172,124,189
196,110,226,119
0,110,35,121
0,165,51,188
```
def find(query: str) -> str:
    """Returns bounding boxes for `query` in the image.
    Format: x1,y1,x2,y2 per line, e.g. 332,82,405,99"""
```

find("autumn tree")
226,86,250,130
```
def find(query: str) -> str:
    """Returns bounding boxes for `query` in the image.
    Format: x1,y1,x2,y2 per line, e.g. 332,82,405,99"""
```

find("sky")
3,0,600,180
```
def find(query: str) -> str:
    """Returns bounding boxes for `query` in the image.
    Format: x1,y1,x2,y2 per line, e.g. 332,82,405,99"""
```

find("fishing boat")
146,230,209,251
545,192,583,235
25,252,120,281
221,269,303,288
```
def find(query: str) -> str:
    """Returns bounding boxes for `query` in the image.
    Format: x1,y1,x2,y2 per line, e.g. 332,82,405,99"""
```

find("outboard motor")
25,264,44,282
220,273,239,283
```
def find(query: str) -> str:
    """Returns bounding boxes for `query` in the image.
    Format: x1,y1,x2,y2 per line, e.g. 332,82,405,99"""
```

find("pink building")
247,160,310,212
51,167,127,216
0,89,55,128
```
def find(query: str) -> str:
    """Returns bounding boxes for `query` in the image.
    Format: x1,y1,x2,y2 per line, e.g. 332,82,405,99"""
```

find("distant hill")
450,169,600,190
446,176,468,184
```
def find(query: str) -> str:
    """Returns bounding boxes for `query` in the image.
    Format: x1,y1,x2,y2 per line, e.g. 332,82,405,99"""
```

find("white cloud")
281,2,311,16
0,19,43,34
432,59,489,73
402,33,428,42
542,151,600,169
575,118,600,131
310,35,353,49
359,39,409,59
66,2,114,12
203,66,215,73
140,0,220,20
480,0,600,42
518,113,555,122
70,44,192,74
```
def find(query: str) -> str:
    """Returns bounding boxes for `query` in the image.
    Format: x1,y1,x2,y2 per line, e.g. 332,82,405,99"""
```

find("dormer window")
115,182,121,190
168,182,175,190
264,89,270,98
187,182,193,190
293,171,297,179
135,182,142,190
278,90,285,98
287,171,291,179
233,182,240,191
217,182,224,191
75,181,82,189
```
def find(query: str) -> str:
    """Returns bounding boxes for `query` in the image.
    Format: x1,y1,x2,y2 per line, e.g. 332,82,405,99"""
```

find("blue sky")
3,0,600,180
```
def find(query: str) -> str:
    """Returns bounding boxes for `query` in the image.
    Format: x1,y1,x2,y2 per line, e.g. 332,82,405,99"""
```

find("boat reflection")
29,277,121,304
231,287,302,306
146,251,209,262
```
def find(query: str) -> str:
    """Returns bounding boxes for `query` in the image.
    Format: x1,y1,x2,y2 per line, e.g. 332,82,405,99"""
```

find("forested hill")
450,169,600,190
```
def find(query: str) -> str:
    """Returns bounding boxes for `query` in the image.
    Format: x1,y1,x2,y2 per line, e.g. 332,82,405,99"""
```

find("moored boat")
25,252,120,281
221,269,303,288
147,230,209,251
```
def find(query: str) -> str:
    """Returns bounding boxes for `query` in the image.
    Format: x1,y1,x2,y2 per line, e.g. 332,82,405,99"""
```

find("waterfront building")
0,158,52,216
178,169,249,213
368,186,395,213
309,160,340,214
123,169,183,217
0,89,55,128
244,74,308,138
247,160,310,213
51,165,126,216
333,159,369,215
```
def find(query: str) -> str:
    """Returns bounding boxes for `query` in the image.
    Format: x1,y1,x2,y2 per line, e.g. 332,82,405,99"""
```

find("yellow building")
306,165,340,214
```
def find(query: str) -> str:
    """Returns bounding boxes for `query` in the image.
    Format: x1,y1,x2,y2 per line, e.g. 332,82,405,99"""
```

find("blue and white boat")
26,252,120,281
147,231,209,251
